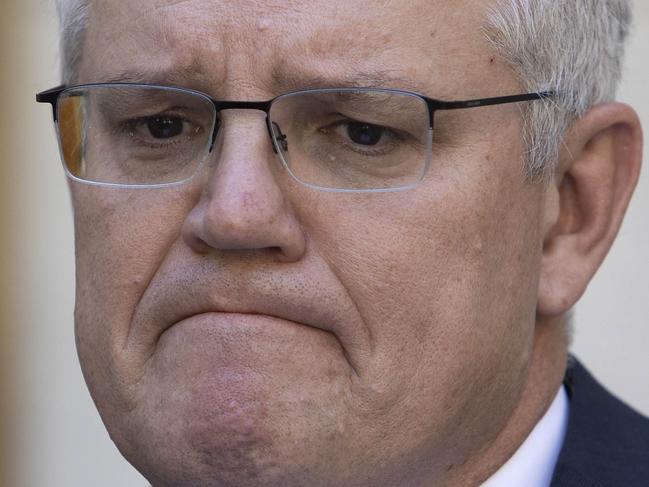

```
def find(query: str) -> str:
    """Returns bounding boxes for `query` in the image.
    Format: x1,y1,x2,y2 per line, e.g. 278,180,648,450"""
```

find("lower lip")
168,312,309,337
158,312,336,363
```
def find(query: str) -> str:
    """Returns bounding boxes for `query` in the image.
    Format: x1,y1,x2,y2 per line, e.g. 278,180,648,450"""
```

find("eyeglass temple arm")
430,91,554,111
36,85,67,121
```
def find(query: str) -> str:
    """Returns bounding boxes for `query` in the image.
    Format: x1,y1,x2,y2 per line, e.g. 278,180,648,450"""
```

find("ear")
537,103,643,317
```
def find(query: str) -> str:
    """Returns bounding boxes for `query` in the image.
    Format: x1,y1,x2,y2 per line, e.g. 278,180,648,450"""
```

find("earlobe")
537,103,643,317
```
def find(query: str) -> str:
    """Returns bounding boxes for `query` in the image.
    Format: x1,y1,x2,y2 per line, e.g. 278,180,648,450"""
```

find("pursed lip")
165,310,330,348
166,308,322,335
162,297,342,340
125,265,370,376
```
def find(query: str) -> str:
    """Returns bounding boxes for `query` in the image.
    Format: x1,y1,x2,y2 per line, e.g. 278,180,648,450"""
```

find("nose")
181,112,306,262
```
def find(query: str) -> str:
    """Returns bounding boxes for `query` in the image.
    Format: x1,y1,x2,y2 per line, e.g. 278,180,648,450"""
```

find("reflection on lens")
57,85,215,186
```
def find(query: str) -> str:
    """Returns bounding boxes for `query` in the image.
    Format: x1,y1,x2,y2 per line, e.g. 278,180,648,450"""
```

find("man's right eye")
145,116,184,139
125,115,202,144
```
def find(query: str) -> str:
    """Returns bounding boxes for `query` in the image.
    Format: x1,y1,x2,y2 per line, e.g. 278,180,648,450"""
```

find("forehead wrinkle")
85,0,509,101
264,4,478,98
98,65,213,89
84,1,233,91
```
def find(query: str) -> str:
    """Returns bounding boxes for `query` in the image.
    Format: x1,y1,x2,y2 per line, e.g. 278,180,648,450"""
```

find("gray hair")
55,0,632,176
56,0,89,86
485,0,632,177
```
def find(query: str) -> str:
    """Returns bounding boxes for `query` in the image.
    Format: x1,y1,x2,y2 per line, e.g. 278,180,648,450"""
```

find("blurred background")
1,1,647,486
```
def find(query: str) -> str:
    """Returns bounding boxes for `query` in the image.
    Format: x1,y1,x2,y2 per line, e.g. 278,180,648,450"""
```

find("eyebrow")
97,68,433,98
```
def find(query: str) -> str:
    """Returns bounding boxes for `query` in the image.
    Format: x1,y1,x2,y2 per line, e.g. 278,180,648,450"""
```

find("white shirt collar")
480,385,569,487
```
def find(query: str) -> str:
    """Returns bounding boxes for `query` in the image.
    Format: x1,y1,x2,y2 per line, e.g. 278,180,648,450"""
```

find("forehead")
82,0,508,97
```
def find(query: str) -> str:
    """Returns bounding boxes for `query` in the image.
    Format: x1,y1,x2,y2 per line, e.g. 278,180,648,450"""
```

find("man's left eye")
344,122,386,146
146,116,185,139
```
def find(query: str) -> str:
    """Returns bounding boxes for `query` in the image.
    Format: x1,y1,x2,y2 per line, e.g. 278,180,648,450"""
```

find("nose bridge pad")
265,117,279,155
209,113,221,153
269,120,289,153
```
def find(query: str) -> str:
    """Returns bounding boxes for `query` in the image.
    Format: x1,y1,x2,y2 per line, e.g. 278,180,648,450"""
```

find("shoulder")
550,356,649,487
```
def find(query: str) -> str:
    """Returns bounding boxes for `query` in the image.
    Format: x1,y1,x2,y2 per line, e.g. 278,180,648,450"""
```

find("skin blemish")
132,274,146,288
257,17,272,32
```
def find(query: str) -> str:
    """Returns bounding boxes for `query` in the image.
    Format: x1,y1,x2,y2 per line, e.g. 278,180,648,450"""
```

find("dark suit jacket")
550,357,649,487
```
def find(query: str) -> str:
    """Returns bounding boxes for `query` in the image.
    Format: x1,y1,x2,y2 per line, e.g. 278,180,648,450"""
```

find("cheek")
310,144,544,424
72,183,197,403
321,184,541,342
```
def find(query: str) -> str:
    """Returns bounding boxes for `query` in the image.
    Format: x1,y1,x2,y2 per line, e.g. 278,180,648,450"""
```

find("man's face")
73,0,548,485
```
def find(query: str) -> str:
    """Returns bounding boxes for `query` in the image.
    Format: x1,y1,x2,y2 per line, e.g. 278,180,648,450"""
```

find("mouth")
168,310,312,335
125,265,371,377
156,310,350,371
162,304,328,341
147,291,348,351
146,307,365,379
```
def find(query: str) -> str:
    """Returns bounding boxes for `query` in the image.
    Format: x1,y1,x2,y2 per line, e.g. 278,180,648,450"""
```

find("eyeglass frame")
36,83,553,193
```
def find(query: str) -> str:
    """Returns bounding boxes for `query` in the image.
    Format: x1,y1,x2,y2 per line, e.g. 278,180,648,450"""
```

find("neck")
446,314,569,487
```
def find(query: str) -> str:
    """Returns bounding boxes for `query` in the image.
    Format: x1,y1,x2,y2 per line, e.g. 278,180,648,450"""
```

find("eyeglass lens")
56,85,432,190
57,86,215,185
270,90,431,190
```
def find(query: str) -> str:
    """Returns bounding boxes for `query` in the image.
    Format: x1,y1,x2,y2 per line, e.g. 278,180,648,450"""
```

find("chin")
84,310,359,486
106,330,353,486
115,392,344,487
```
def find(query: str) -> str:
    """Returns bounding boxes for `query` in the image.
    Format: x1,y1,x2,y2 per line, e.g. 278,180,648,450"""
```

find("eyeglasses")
37,84,552,192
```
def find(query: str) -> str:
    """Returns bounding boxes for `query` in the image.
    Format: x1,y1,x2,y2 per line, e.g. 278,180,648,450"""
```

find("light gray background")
3,1,647,486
